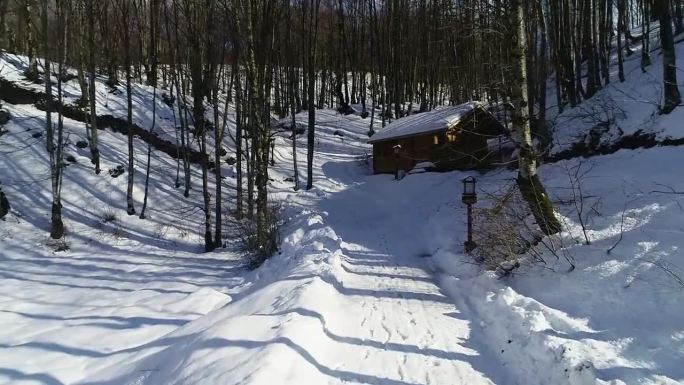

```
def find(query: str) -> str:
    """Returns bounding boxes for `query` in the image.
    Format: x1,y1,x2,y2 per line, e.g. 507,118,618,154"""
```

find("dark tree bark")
86,0,100,174
214,59,230,247
676,0,684,34
536,1,551,152
641,0,652,72
0,186,9,219
617,0,626,82
121,0,136,216
235,67,244,218
25,0,39,81
305,0,321,190
289,65,300,191
185,0,215,252
49,0,68,239
653,0,681,114
0,0,8,49
147,0,158,87
139,86,156,219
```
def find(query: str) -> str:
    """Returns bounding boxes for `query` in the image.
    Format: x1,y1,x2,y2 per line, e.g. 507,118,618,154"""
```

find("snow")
409,162,436,174
431,149,684,384
368,102,478,143
1,47,684,385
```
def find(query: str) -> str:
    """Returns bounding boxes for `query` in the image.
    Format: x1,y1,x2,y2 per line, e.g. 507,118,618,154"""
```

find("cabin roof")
368,102,490,144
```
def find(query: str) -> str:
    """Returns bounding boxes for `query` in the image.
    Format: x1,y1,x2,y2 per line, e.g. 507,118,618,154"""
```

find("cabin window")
447,130,458,143
433,135,439,145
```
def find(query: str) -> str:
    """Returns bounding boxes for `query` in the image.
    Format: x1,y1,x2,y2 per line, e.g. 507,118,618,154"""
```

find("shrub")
101,207,117,223
236,203,284,269
47,236,70,252
472,184,538,270
471,182,573,275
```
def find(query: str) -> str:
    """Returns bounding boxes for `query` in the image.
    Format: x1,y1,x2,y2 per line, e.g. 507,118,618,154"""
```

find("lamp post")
462,176,477,253
393,144,402,180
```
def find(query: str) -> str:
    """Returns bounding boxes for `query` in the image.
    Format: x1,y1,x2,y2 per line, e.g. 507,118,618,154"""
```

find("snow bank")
431,148,684,384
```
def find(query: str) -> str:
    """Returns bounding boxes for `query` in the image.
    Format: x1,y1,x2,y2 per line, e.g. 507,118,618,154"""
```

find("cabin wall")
373,138,421,174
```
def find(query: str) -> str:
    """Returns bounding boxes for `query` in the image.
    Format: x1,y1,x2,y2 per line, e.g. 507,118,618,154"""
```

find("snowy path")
273,156,505,384
325,243,496,384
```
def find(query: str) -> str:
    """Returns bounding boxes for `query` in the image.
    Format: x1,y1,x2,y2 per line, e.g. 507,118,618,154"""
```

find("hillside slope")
549,28,684,158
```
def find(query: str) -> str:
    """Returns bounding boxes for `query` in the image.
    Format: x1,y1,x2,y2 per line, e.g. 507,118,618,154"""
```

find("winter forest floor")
1,47,684,385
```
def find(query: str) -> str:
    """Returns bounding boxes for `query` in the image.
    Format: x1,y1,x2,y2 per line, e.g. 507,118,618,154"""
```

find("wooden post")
462,176,477,252
394,153,399,180
465,203,475,252
393,144,401,180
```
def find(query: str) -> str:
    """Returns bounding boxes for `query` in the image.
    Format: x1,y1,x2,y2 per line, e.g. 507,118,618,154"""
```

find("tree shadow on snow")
0,367,65,385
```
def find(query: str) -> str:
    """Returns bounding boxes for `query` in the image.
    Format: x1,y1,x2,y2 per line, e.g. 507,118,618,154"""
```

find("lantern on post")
462,176,477,253
393,144,402,180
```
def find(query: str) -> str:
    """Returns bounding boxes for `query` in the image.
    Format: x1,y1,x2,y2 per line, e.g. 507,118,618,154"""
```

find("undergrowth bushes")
235,203,284,269
472,182,575,275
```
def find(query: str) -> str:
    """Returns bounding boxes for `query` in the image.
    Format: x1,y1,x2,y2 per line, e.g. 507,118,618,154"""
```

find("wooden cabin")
368,102,507,174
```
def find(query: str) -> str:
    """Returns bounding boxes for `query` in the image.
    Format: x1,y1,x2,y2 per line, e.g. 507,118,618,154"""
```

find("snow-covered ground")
1,48,684,384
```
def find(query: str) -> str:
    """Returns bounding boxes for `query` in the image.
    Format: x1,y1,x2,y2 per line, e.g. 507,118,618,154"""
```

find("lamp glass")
462,177,476,195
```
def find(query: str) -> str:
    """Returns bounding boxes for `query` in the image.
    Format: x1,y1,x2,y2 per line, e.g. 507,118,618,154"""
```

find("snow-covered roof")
368,102,479,143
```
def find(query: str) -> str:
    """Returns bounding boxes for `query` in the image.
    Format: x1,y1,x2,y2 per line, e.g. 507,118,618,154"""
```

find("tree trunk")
49,0,68,239
676,0,684,34
306,0,321,190
123,2,135,216
617,0,626,82
654,0,681,114
190,59,213,253
0,186,9,219
290,66,300,191
147,0,158,87
641,0,652,71
0,0,8,49
139,86,156,219
86,0,100,173
214,66,228,247
25,0,39,81
511,0,561,236
536,2,551,152
235,69,244,218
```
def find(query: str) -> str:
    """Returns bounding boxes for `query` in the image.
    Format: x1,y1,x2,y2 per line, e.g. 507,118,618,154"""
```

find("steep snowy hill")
549,28,684,159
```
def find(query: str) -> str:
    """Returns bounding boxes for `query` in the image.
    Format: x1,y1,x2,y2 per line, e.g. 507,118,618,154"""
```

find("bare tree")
304,0,321,191
46,0,68,239
118,0,136,215
24,0,39,81
139,86,156,219
511,0,561,236
86,0,101,174
653,0,681,114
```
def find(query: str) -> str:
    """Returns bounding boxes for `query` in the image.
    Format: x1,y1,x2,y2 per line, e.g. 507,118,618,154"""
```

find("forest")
0,1,683,384
1,0,680,257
